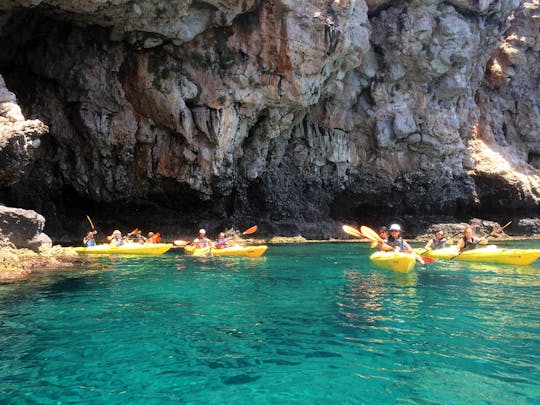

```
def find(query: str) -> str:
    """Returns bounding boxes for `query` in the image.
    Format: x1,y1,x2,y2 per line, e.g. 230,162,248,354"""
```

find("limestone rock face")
0,0,538,240
471,0,540,210
0,206,52,250
0,75,48,186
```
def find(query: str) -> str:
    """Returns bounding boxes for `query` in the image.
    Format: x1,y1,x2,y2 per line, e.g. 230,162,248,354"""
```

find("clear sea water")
1,242,539,404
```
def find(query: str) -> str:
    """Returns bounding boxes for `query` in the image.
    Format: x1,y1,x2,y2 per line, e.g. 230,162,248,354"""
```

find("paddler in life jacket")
387,224,424,264
147,232,161,243
425,230,447,250
108,230,124,247
376,226,394,251
214,232,230,249
83,230,97,247
387,224,415,254
193,228,212,248
456,226,488,252
126,228,147,244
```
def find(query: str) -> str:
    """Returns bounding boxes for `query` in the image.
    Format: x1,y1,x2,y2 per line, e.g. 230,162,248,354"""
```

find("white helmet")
389,224,401,231
199,228,206,234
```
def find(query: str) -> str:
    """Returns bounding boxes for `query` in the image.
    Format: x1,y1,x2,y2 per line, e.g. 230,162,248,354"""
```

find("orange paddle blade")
342,225,363,238
421,256,436,263
242,225,258,235
360,226,384,243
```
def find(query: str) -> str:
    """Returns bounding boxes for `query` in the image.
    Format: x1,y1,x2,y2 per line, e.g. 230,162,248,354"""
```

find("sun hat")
389,224,401,231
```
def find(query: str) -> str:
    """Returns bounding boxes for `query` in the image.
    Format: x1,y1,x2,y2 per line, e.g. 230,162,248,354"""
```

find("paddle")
86,215,96,231
242,225,258,235
361,225,435,264
84,215,98,246
490,221,512,237
360,226,384,243
342,225,363,238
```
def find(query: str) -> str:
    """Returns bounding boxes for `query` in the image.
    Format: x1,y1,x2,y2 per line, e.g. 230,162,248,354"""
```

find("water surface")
1,243,539,403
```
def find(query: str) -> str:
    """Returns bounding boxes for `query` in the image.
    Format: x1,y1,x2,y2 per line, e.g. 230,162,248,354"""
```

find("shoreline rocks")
0,245,79,280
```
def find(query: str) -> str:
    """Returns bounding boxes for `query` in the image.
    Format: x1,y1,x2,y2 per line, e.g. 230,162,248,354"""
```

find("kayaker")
193,228,212,248
456,226,488,251
126,229,146,244
108,230,124,247
147,232,162,243
83,230,97,247
388,224,425,265
425,230,447,250
377,226,394,251
215,232,234,249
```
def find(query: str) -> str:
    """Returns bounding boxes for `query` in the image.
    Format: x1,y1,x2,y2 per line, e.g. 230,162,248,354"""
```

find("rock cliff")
0,0,538,241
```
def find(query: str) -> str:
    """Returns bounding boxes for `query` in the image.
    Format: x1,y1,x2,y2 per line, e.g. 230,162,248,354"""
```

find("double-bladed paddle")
451,220,512,260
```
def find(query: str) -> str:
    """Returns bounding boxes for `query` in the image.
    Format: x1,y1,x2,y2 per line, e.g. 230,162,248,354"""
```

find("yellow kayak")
420,245,540,265
74,243,173,255
184,245,268,257
369,251,416,273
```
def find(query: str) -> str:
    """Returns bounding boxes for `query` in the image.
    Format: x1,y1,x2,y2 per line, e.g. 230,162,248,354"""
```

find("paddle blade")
370,240,378,249
342,225,363,238
242,225,258,235
174,240,190,247
421,256,436,263
360,226,384,243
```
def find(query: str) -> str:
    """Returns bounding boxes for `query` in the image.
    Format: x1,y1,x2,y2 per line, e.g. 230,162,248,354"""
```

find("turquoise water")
1,242,539,404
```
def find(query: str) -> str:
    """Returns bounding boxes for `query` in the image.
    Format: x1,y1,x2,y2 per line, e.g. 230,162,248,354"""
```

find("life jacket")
431,238,446,250
460,236,479,251
111,236,124,246
84,238,96,247
387,235,406,252
195,237,210,248
215,238,228,249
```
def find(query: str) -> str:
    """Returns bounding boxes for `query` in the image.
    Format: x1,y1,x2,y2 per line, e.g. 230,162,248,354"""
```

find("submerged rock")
0,246,79,280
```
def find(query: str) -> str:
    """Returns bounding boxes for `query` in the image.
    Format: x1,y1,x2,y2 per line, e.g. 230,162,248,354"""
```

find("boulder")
0,206,52,250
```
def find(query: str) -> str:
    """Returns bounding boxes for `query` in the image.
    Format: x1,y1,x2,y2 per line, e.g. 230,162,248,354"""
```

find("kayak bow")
369,251,416,273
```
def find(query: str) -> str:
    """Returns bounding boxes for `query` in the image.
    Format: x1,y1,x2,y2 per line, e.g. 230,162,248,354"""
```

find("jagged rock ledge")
0,205,78,280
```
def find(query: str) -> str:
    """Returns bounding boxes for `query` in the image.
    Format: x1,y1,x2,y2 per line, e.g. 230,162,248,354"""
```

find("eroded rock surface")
0,0,538,240
0,205,52,250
